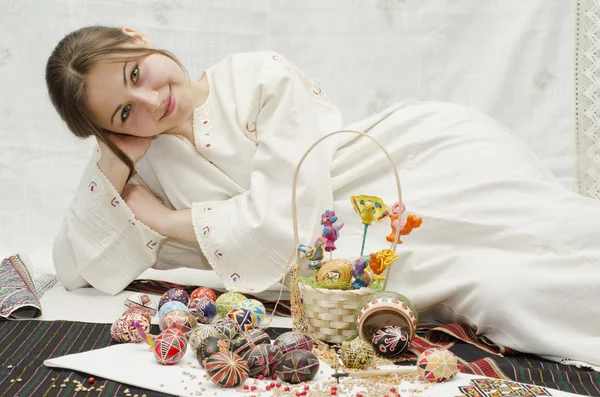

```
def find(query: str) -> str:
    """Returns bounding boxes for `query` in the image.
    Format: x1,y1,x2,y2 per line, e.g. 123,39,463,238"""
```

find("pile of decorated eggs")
371,325,410,358
153,328,188,365
159,288,189,309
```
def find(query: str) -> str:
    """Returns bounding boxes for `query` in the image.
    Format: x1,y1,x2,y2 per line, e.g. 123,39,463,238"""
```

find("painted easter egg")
214,318,239,342
417,348,459,383
153,328,187,365
188,324,220,351
275,350,320,384
160,310,197,337
315,259,353,287
371,325,410,358
230,329,271,359
190,286,217,302
197,336,230,368
205,352,249,388
339,337,375,370
233,299,266,325
124,292,158,316
158,288,189,309
273,331,313,355
355,291,419,344
123,306,151,324
246,344,283,378
215,292,247,317
193,298,217,324
158,300,189,320
110,311,150,343
226,308,253,332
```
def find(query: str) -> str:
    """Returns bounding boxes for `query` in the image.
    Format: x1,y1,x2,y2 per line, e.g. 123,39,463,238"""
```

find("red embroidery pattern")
214,250,222,258
146,240,157,249
89,181,97,191
245,121,256,134
272,54,281,61
202,226,210,235
110,197,120,207
230,273,241,282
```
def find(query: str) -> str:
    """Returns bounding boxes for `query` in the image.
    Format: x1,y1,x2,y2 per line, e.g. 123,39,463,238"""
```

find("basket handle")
291,129,404,288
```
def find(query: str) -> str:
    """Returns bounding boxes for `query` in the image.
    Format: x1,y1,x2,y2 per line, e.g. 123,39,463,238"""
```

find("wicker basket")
289,129,404,344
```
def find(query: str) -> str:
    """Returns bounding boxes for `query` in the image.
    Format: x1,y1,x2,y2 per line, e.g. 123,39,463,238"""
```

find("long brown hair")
45,26,185,181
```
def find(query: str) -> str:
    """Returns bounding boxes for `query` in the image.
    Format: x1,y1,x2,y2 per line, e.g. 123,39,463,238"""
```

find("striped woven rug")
0,320,599,396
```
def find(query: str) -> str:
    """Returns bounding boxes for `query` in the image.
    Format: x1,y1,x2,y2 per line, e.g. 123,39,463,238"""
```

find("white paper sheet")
43,343,581,397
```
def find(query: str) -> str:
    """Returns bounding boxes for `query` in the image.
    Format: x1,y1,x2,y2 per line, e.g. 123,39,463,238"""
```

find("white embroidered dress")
53,51,600,367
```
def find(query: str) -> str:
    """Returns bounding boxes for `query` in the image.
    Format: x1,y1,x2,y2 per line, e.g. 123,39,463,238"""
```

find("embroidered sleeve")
192,52,343,293
52,149,167,295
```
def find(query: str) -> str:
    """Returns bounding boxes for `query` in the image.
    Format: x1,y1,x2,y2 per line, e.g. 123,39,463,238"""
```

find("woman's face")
85,47,195,138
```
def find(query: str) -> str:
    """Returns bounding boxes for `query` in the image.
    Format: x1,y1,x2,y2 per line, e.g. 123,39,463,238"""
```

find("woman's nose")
134,88,161,113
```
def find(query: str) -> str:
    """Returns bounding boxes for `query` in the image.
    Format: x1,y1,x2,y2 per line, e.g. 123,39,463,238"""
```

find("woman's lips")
160,85,175,120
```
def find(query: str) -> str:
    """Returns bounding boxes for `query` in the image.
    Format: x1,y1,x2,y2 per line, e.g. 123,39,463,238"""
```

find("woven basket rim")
298,282,379,296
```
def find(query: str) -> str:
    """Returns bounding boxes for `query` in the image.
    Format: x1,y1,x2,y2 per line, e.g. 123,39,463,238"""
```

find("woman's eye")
121,104,132,122
131,66,139,84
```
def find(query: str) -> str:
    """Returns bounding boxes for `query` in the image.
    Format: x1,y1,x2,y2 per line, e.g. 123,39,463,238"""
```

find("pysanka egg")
215,292,247,317
158,300,188,320
124,292,158,316
230,329,271,359
153,328,187,365
227,308,253,332
188,324,220,350
110,310,150,343
160,310,197,336
214,318,239,341
315,259,353,287
246,344,283,378
193,298,217,324
233,299,266,325
190,286,217,302
371,325,410,358
205,352,249,388
417,348,459,383
197,336,230,367
275,350,319,384
159,288,189,309
273,331,313,355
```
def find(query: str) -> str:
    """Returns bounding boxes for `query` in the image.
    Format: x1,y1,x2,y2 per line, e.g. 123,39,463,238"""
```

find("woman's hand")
122,183,172,234
97,133,152,165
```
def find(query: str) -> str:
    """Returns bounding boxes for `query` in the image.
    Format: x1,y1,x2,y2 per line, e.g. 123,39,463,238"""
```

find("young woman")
46,26,600,367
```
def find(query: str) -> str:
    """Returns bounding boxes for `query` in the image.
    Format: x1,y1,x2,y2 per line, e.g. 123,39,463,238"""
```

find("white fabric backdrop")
0,0,576,277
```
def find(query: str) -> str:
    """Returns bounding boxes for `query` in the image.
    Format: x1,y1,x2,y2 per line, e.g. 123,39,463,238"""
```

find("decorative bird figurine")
386,202,422,243
350,195,390,256
352,255,373,289
321,210,344,253
298,238,326,270
368,248,398,277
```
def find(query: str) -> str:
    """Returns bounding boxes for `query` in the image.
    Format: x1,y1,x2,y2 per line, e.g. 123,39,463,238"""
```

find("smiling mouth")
160,85,174,120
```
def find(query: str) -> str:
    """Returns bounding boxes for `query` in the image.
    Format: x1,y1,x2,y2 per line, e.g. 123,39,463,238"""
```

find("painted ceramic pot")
272,331,313,355
205,352,249,388
188,324,220,351
233,298,266,325
124,292,158,316
355,291,419,344
417,348,459,382
197,336,230,368
315,259,353,287
245,344,283,378
371,325,410,358
275,350,320,384
160,310,198,337
190,286,217,302
215,292,247,317
153,329,187,365
158,288,189,309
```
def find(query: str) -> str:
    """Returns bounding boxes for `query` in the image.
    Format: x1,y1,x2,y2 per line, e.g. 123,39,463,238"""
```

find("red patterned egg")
274,350,319,384
273,331,313,355
230,329,271,359
205,351,249,388
153,329,187,365
371,325,409,358
158,288,189,309
123,306,151,324
190,287,217,302
246,344,283,378
417,348,459,382
227,308,253,332
161,310,197,337
110,311,150,343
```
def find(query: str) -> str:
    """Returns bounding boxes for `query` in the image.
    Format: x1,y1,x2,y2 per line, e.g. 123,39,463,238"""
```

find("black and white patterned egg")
273,331,313,355
371,325,410,358
274,350,319,384
246,344,283,378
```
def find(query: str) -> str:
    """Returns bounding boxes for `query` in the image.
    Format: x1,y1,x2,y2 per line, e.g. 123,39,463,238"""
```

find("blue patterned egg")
371,325,409,358
158,301,188,320
215,292,247,317
227,308,253,332
158,288,189,309
234,299,266,325
193,298,217,324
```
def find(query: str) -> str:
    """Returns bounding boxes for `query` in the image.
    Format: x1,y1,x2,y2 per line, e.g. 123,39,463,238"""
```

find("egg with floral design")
158,288,189,309
371,325,409,358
